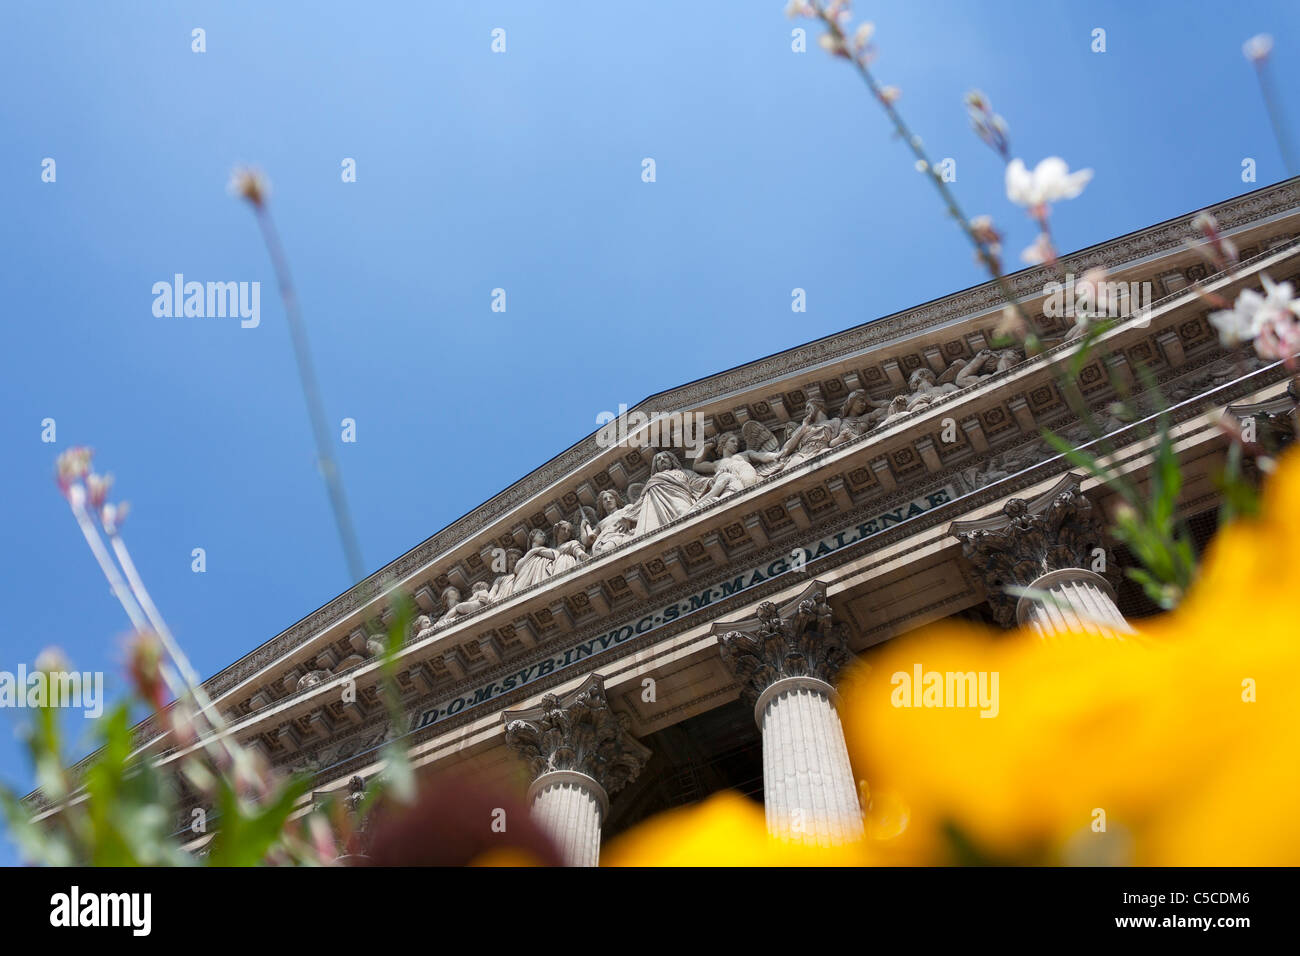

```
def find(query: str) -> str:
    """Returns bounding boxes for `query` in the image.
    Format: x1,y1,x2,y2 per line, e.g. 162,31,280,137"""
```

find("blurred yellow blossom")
842,444,1300,865
602,792,874,866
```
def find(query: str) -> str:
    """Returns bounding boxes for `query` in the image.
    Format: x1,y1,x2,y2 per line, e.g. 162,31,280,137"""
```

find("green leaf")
206,773,315,867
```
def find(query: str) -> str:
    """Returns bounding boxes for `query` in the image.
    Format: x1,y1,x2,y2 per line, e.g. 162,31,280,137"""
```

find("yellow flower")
601,792,875,867
842,444,1300,864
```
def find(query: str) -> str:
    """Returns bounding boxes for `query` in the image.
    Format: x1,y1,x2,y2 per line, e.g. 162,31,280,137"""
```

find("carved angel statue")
769,397,863,470
691,430,781,506
360,632,386,658
901,361,964,411
509,521,590,592
1061,315,1092,342
459,580,494,613
740,420,793,475
628,451,711,537
581,489,638,556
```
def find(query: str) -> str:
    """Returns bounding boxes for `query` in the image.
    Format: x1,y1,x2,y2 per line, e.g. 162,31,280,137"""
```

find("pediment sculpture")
410,346,1028,620
628,451,713,537
691,429,782,505
581,489,638,555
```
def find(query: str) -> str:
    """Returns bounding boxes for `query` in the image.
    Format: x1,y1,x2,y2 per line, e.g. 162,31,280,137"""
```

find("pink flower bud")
86,472,112,509
55,446,93,492
817,32,848,57
228,166,271,208
126,630,166,711
1020,233,1056,267
969,215,1002,246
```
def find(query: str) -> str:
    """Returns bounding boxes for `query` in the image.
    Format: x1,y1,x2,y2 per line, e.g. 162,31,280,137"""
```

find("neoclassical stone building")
81,180,1300,863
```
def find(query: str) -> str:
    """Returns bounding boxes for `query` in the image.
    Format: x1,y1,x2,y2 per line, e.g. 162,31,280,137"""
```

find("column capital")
502,673,650,799
949,473,1114,627
713,580,853,710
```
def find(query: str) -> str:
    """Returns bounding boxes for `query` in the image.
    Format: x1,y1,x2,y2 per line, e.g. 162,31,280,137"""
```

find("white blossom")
1242,34,1273,63
1005,157,1093,209
1209,275,1300,360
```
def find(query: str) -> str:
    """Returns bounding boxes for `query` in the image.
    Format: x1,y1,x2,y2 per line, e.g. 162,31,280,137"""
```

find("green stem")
817,8,1037,334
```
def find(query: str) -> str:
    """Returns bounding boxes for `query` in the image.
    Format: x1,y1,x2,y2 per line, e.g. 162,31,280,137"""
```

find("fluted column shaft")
528,770,607,867
502,672,649,867
715,581,864,846
756,676,864,846
1017,568,1133,638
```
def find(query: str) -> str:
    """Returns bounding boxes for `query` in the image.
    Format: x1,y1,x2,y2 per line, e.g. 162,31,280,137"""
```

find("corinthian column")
950,473,1133,638
502,673,649,866
715,581,863,846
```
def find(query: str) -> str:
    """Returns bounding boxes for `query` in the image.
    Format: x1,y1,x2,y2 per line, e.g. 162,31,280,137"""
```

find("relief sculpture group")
401,346,1023,640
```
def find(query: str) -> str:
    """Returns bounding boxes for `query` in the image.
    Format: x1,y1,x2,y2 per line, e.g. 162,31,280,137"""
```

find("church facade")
137,179,1300,863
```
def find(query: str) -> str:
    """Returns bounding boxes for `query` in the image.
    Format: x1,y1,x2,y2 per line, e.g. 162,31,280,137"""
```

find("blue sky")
2,0,1297,863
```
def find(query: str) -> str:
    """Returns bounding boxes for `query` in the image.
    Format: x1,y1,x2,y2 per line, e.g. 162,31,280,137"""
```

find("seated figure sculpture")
770,398,861,470
826,389,896,448
549,519,589,577
485,548,523,603
906,349,1021,412
691,431,780,505
436,580,493,627
513,527,558,592
629,451,712,537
